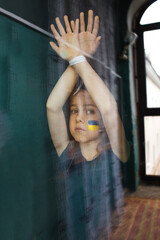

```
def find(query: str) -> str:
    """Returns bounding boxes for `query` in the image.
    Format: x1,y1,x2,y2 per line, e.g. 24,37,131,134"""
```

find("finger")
92,16,99,36
55,17,66,36
70,20,75,32
96,36,101,42
95,36,101,49
74,18,79,35
50,24,60,40
64,15,72,33
87,9,93,32
80,12,85,32
96,36,101,45
49,41,59,55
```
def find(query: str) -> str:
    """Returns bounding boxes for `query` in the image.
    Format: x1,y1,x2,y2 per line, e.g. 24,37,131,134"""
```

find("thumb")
95,36,101,49
49,41,59,55
96,36,101,43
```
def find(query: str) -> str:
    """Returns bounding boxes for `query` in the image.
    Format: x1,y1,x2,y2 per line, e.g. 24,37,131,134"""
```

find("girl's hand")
50,16,81,61
71,10,101,57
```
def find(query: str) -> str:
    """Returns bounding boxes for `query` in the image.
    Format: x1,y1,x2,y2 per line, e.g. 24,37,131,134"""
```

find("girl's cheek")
88,120,99,131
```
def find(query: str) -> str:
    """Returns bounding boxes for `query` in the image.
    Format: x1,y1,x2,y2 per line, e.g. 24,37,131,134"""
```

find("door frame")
134,0,160,183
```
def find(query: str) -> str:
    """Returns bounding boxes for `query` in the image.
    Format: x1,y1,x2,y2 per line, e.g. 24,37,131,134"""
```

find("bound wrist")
69,55,87,66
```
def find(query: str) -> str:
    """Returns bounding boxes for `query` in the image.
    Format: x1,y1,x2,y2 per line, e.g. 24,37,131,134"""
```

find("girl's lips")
75,127,85,132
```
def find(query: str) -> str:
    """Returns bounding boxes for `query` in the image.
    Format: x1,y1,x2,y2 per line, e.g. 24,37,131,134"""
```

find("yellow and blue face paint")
88,120,99,131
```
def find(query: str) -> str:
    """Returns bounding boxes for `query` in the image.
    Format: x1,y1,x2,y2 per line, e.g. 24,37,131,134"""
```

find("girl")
47,10,129,240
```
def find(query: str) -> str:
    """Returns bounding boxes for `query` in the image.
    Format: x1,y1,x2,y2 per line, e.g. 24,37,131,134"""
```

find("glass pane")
144,116,160,175
140,0,160,25
144,30,160,108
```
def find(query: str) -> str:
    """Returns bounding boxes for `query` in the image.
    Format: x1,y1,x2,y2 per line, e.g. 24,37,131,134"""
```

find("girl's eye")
86,109,95,114
70,109,78,114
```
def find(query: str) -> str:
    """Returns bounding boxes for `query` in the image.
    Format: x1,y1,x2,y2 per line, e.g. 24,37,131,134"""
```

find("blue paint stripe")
88,120,99,125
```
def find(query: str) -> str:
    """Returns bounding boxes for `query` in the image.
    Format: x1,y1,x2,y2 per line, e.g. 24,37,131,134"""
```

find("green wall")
0,14,59,240
0,0,48,30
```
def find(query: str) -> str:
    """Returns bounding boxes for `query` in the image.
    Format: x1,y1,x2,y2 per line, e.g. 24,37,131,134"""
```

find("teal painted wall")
0,0,48,29
0,14,59,239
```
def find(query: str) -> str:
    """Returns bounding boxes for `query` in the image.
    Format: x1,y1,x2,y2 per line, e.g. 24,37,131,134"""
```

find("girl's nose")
76,112,85,123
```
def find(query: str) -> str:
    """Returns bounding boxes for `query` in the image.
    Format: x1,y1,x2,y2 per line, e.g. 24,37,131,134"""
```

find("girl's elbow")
46,100,56,112
46,100,62,113
46,100,52,110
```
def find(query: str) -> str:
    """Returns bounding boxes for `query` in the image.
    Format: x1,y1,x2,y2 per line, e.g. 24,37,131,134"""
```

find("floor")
125,184,160,199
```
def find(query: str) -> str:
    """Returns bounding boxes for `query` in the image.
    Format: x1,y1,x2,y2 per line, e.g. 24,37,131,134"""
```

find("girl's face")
69,90,102,143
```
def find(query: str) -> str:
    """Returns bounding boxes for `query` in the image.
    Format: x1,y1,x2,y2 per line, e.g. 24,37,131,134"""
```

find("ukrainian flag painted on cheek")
88,120,99,131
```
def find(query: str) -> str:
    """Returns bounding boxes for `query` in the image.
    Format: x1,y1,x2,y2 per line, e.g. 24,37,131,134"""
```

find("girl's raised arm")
70,11,129,162
73,61,129,162
47,16,80,156
46,66,77,156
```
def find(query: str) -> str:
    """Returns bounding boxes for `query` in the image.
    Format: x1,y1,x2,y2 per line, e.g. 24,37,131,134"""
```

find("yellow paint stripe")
88,125,99,131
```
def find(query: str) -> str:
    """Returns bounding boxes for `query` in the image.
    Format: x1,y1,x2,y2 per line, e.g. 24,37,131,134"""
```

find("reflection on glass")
47,10,129,239
144,116,160,175
140,0,160,25
144,30,160,108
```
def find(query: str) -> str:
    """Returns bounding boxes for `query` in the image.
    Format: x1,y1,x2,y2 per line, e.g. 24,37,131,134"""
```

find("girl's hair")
70,77,86,97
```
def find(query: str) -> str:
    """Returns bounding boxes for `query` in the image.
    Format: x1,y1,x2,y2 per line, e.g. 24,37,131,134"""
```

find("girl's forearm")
73,61,117,113
46,66,77,111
